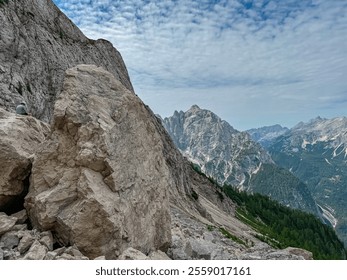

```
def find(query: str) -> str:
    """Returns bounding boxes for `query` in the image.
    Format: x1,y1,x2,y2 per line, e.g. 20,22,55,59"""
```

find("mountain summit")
163,105,319,215
163,105,272,186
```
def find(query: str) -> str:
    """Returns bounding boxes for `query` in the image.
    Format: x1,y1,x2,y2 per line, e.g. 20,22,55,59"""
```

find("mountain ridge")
268,116,347,246
162,105,319,215
247,124,289,148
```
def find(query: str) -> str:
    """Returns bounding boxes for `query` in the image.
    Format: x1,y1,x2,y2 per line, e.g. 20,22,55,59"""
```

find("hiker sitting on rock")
16,101,29,115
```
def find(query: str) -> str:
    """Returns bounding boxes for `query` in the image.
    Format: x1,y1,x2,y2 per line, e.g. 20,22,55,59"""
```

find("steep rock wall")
0,0,133,121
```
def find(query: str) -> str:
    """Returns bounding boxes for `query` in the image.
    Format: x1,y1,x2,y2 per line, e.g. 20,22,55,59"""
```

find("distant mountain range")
162,105,319,216
267,116,347,246
247,125,289,148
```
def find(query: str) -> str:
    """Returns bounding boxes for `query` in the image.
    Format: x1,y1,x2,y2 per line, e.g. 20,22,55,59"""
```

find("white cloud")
53,0,347,130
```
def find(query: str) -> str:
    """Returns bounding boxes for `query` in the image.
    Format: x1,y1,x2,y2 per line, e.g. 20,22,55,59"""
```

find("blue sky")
53,0,347,130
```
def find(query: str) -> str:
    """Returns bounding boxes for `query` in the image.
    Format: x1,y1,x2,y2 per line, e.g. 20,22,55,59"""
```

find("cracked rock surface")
0,0,133,122
25,65,171,259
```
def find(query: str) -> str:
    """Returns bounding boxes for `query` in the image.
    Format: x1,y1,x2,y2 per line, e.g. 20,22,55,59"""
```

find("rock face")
25,65,171,259
269,116,347,246
0,108,50,212
162,106,319,215
0,0,133,122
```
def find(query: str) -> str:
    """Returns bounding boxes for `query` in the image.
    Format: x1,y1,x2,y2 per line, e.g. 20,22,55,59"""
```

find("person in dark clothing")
16,102,29,115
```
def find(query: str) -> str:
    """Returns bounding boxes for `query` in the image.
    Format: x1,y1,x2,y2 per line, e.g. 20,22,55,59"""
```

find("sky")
52,0,347,131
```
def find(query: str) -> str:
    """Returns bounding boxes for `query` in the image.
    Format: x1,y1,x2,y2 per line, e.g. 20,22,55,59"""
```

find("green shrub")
219,227,248,246
206,224,215,231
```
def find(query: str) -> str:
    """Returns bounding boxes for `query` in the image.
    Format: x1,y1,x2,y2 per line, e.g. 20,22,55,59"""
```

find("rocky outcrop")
25,65,171,259
0,0,133,122
0,108,50,212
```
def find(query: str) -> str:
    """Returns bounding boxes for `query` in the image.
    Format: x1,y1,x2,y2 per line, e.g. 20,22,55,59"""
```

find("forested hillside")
222,185,346,259
191,165,346,259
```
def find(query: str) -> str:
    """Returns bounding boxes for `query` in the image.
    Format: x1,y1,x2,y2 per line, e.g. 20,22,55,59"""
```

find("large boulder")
0,108,50,212
25,65,172,259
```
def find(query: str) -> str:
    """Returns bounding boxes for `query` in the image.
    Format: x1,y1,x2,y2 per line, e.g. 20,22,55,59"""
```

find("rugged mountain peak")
163,106,272,187
189,104,201,111
278,116,347,152
184,105,234,130
0,0,133,122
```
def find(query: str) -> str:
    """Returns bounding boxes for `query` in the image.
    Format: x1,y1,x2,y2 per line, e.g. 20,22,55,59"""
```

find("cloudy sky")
53,0,347,130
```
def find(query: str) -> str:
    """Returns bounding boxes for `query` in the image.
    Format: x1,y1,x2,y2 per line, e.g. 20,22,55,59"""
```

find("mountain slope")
162,105,319,215
268,116,347,246
0,0,133,122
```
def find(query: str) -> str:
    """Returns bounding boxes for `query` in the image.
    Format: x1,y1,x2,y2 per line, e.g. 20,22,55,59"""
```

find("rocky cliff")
0,0,133,122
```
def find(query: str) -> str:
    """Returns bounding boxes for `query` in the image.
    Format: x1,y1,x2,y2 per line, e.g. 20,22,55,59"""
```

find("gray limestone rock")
0,109,49,211
0,0,133,122
162,105,273,188
25,65,171,259
39,231,54,251
17,231,35,254
118,248,149,260
188,238,218,260
148,250,172,260
0,231,19,250
0,212,17,236
23,240,48,260
11,210,28,224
